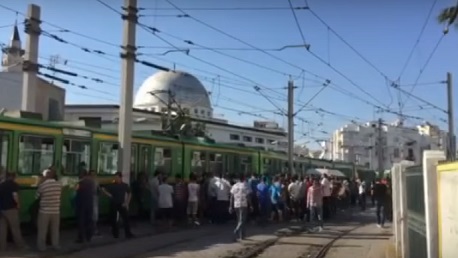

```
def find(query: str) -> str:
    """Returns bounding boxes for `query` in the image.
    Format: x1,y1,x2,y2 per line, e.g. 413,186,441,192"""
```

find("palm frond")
438,6,458,24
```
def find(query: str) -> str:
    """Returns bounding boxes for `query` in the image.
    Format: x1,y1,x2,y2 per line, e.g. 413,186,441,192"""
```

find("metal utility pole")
377,118,384,173
118,0,137,183
21,4,41,112
166,89,173,131
446,72,456,161
287,79,295,175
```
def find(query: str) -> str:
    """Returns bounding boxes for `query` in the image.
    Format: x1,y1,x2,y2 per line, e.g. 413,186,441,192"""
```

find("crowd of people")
136,171,393,240
0,168,393,251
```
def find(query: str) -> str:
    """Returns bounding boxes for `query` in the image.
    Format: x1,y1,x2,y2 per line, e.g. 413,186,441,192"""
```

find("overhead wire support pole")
118,0,137,184
447,72,456,161
22,4,41,112
287,79,297,175
377,118,384,173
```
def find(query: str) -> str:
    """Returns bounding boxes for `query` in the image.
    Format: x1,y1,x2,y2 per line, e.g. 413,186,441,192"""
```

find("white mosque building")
0,23,288,151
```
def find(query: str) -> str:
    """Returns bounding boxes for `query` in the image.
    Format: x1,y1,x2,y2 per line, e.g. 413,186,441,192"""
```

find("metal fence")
405,165,427,258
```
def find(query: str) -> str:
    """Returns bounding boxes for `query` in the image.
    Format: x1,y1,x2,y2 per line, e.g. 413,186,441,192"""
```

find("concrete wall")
0,72,65,120
392,151,447,258
436,161,458,258
0,72,22,110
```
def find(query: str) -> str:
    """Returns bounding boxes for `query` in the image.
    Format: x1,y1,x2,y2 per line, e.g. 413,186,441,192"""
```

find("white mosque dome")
133,70,213,118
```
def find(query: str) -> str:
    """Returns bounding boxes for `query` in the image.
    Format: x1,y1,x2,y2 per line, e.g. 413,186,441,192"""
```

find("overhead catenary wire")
306,5,391,80
398,34,446,110
24,1,300,118
294,80,330,116
397,0,439,80
160,0,327,81
30,28,416,122
34,29,408,120
287,2,388,108
138,24,293,108
304,3,394,106
0,1,436,127
398,81,446,87
138,27,291,77
2,1,394,115
0,24,16,29
138,6,309,11
97,0,293,99
152,0,400,116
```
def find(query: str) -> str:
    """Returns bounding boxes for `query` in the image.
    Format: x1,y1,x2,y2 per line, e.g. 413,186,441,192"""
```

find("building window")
255,138,264,144
207,111,211,117
48,98,61,120
407,148,415,161
200,110,205,114
194,109,198,114
393,148,400,158
230,134,240,140
243,136,252,142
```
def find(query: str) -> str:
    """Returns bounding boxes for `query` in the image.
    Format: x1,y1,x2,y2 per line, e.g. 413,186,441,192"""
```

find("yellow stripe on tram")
0,122,61,135
16,176,40,186
93,133,182,147
188,144,254,155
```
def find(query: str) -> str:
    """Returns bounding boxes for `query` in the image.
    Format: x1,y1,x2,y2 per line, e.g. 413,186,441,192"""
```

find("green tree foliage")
438,5,458,33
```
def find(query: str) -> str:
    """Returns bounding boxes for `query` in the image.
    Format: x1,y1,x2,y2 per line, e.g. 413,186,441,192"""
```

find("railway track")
222,216,366,258
304,225,363,258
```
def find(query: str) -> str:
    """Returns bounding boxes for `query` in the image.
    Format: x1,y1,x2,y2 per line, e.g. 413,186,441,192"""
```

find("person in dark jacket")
101,172,134,239
372,178,388,228
75,171,96,243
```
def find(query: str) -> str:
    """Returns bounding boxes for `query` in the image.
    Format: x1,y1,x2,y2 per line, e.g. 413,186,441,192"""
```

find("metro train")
0,115,375,222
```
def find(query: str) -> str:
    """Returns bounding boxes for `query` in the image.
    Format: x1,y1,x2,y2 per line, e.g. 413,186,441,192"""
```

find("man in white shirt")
287,175,302,221
207,172,219,223
358,180,367,211
158,178,174,227
213,173,231,224
187,174,200,225
321,174,332,220
229,174,250,241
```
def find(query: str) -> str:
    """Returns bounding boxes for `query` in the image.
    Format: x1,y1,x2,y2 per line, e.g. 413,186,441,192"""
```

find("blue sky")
0,0,457,147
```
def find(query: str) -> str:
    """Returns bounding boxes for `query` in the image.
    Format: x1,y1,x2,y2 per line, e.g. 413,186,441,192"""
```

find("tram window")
62,139,90,175
139,145,150,172
155,147,172,174
131,145,137,173
240,155,252,174
191,151,206,174
0,133,8,172
97,142,118,175
18,135,54,175
262,158,271,174
209,153,222,173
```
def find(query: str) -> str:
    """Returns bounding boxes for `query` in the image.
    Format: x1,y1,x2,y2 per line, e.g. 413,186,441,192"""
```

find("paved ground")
2,220,192,257
323,212,392,258
229,209,392,258
2,207,392,258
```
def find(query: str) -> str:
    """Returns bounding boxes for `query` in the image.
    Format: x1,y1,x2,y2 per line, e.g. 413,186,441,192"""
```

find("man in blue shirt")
270,176,283,222
248,174,259,220
256,176,270,225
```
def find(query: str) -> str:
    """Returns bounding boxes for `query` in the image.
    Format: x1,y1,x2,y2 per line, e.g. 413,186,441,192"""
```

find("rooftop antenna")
48,55,67,83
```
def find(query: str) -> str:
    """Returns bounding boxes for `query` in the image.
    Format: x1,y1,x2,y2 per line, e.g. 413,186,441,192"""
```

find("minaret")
1,21,25,72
